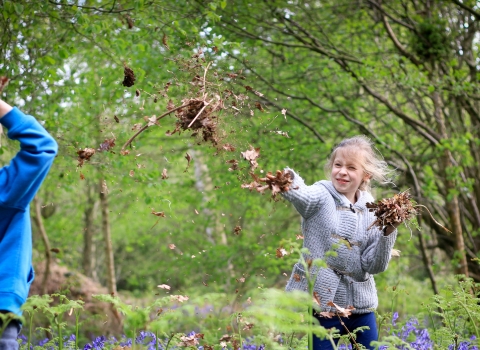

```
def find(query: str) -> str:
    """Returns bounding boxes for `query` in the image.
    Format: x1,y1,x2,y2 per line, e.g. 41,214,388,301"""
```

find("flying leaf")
162,168,168,179
162,33,170,50
241,145,260,171
234,225,242,235
122,64,136,87
170,295,189,303
222,143,235,152
99,138,116,151
254,102,264,112
184,152,192,172
276,247,288,258
76,148,96,167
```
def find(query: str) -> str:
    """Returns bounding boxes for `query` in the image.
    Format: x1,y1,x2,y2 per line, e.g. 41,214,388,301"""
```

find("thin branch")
450,0,480,20
121,103,191,151
187,101,210,128
366,0,416,29
48,0,134,14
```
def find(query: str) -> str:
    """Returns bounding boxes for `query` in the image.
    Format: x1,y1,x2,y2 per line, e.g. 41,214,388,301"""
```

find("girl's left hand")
383,222,401,236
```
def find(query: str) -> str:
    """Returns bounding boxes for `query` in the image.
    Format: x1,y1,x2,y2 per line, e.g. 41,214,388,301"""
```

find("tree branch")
48,0,134,13
381,15,422,67
450,0,480,20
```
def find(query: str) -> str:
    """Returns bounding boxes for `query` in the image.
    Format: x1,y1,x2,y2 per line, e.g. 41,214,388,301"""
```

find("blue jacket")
0,107,58,315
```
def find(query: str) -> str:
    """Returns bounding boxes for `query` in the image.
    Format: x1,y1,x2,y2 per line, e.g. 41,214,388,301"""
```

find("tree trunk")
32,196,51,295
433,91,469,277
83,182,98,280
99,179,117,295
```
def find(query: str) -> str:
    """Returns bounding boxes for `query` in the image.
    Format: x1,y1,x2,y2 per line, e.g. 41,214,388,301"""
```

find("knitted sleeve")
0,107,58,209
360,228,398,274
281,168,328,219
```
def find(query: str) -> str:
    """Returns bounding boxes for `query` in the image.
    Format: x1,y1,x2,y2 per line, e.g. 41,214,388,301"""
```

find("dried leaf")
157,284,171,290
170,295,189,303
122,64,136,87
226,159,239,171
114,115,120,123
222,143,236,152
168,244,176,249
254,101,264,112
234,225,242,235
162,168,168,179
184,152,192,172
99,138,116,151
162,33,170,50
151,211,165,217
76,148,96,167
129,170,135,177
327,301,355,317
219,335,232,342
241,145,260,171
276,247,288,258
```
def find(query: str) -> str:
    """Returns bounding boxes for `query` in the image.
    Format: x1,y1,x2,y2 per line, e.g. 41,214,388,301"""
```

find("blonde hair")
324,135,394,192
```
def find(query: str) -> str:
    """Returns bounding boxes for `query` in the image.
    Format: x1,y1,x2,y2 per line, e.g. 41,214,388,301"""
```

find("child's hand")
383,222,401,236
0,99,12,119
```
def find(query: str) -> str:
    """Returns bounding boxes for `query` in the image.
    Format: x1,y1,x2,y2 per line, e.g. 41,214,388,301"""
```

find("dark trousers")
0,320,20,350
312,312,378,349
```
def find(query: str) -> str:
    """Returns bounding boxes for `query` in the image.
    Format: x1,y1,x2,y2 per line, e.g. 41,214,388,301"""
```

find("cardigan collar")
318,180,374,211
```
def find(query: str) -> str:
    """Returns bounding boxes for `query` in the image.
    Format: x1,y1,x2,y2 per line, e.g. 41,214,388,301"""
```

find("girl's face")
331,148,370,203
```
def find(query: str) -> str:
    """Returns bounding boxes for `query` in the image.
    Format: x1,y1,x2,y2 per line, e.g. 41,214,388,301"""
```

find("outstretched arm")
281,168,328,219
0,99,58,209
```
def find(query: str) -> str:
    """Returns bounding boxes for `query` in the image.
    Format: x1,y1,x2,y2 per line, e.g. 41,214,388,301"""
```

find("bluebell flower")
392,312,399,326
38,338,50,347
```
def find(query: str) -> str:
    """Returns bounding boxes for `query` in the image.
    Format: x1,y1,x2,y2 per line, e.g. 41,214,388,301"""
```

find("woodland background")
1,0,480,340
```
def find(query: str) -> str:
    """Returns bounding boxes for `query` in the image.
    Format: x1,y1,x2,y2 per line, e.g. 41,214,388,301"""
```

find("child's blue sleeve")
0,107,58,209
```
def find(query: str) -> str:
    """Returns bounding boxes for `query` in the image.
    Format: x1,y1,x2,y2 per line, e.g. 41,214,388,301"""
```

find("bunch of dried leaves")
241,170,293,200
122,64,136,87
167,97,222,145
366,190,416,230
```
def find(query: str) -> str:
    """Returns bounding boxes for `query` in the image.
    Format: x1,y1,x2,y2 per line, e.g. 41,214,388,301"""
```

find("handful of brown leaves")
366,190,416,230
241,170,293,200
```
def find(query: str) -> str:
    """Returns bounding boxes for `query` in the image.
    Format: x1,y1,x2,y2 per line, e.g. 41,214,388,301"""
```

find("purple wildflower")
392,312,399,326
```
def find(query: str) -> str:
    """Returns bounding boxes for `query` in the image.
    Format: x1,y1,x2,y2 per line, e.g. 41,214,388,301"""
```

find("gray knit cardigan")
282,169,397,314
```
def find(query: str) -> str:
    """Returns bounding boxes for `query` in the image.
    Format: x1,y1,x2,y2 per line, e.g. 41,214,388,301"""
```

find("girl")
282,135,399,349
